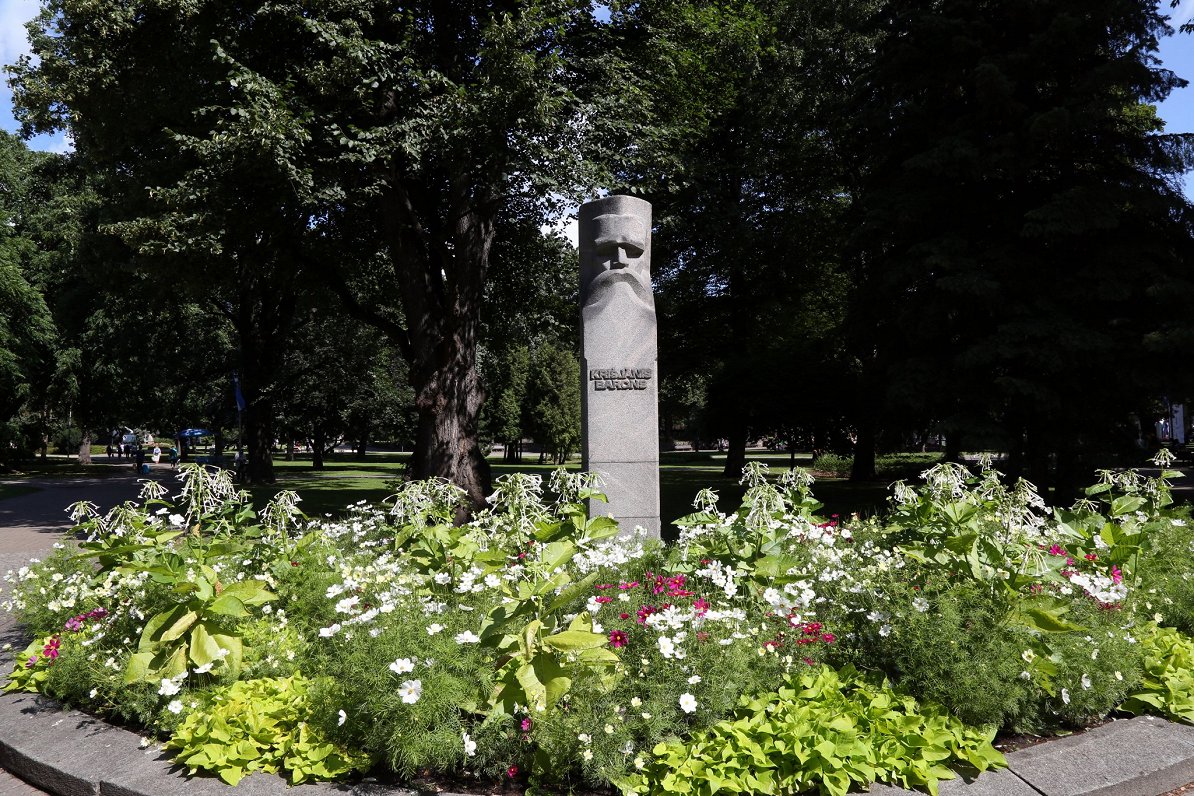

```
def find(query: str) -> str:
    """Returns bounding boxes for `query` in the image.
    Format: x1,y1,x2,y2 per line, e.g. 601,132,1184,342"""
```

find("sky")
0,1,1191,181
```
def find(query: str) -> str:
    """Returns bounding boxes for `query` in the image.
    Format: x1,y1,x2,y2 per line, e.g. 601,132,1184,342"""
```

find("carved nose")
611,246,632,268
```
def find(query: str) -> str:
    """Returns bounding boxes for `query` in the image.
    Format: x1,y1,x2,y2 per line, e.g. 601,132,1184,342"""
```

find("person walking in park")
152,444,161,464
169,446,179,468
134,446,145,474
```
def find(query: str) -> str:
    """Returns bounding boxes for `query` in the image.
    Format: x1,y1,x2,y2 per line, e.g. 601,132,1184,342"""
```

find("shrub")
621,665,1005,796
5,456,1194,793
167,675,368,785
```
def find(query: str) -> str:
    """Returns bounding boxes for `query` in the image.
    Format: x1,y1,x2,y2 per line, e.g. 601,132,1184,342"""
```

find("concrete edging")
3,675,1194,796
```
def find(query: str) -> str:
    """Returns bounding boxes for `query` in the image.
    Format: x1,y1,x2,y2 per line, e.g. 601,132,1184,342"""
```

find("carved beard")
584,267,655,311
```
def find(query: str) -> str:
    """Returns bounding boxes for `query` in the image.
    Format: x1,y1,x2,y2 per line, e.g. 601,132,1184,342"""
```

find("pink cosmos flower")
609,630,628,648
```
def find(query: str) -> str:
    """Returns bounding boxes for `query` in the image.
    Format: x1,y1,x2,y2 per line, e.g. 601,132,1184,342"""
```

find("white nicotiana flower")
678,693,698,713
399,679,422,704
168,514,185,527
912,597,929,613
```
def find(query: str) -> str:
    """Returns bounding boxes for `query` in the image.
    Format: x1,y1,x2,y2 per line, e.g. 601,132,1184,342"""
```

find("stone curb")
3,674,1194,796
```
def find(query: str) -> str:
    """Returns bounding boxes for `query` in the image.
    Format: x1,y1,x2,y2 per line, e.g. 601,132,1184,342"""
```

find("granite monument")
578,195,660,537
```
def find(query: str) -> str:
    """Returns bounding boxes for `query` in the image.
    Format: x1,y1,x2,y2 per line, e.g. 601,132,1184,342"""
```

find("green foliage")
524,342,581,464
168,675,368,785
620,665,1005,796
14,459,1194,793
1119,625,1194,724
3,635,59,694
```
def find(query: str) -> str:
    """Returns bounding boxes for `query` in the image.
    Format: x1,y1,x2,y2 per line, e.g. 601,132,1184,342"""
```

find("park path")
0,466,176,795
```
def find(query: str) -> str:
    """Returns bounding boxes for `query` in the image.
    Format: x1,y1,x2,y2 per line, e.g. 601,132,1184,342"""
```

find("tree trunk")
851,418,877,481
244,403,276,484
312,426,326,469
77,431,92,465
722,421,748,478
386,175,495,511
355,436,368,459
409,359,491,508
944,432,962,463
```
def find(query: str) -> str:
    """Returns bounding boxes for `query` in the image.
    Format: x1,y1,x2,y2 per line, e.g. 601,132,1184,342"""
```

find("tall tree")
843,0,1194,491
11,0,632,503
626,0,867,476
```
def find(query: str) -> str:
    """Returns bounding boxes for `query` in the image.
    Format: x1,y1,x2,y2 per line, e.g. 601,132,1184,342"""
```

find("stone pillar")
579,195,660,537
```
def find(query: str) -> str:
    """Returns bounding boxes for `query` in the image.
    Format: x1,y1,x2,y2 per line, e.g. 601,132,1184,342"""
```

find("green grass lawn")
248,449,896,533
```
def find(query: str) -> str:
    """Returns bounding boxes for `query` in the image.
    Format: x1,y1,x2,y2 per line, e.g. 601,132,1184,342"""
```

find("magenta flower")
520,717,533,732
609,630,628,648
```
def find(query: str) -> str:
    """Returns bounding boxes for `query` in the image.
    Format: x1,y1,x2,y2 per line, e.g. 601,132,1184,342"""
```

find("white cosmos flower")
158,677,181,696
338,710,347,726
318,623,342,638
427,623,444,635
389,658,415,674
1081,674,1092,690
166,700,183,715
463,732,476,757
678,693,697,713
399,679,422,704
657,636,676,659
1061,688,1071,705
455,631,480,644
688,675,702,684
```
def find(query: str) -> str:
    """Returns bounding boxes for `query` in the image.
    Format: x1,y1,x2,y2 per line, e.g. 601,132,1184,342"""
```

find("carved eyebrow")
592,214,647,255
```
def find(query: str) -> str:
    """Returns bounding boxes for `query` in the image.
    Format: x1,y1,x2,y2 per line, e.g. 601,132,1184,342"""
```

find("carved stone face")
579,196,653,311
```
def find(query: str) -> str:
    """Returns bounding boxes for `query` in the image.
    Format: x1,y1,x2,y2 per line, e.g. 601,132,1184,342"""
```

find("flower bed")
4,453,1194,795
